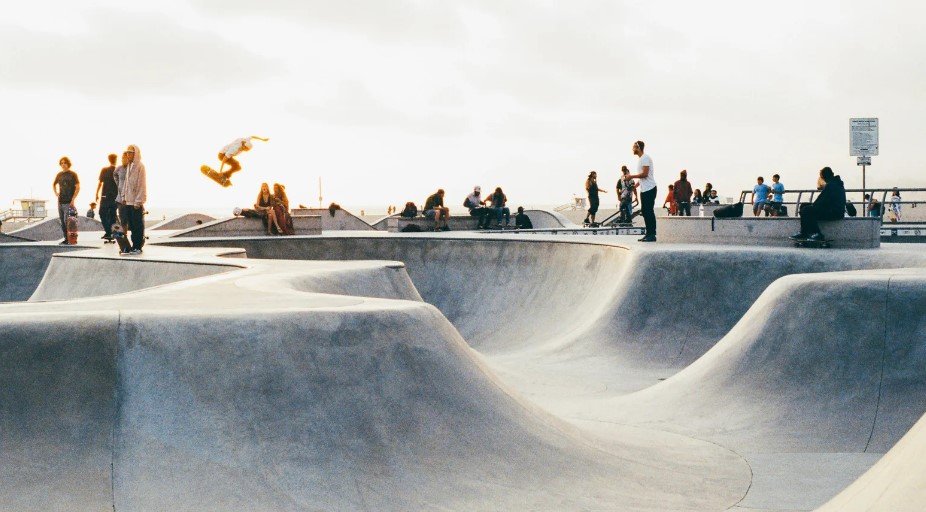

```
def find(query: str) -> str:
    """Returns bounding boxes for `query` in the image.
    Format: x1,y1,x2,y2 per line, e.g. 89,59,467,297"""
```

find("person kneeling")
790,166,846,242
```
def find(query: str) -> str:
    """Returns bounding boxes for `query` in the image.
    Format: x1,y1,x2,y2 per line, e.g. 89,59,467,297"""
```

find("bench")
385,215,481,232
658,216,881,248
170,215,322,237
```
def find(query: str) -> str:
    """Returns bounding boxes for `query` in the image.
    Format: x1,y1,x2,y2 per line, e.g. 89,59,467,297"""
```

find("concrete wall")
0,245,83,301
658,216,881,248
169,215,321,238
291,208,375,231
385,215,480,232
150,213,216,230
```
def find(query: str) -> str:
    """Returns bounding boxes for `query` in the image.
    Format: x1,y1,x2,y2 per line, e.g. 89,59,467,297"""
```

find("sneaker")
638,236,656,242
129,248,143,255
807,233,825,242
59,240,69,245
441,225,451,231
789,232,809,241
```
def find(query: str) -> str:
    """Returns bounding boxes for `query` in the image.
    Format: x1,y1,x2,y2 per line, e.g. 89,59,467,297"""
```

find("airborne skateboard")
201,165,232,187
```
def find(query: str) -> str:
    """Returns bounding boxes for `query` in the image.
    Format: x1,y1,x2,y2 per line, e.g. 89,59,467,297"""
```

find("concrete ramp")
291,207,376,231
150,213,216,230
817,410,926,511
0,244,84,301
9,216,103,241
169,215,321,237
523,209,579,228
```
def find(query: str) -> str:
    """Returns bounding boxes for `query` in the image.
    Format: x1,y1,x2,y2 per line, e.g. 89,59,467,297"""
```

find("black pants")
127,206,145,250
640,187,657,237
99,203,117,237
677,201,691,216
800,204,843,236
469,207,491,227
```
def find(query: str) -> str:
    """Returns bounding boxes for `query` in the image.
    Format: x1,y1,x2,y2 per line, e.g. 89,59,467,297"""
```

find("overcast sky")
2,0,924,214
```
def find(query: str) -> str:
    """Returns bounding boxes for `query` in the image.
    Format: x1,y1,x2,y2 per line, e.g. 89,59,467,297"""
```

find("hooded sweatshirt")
812,174,846,216
122,144,147,207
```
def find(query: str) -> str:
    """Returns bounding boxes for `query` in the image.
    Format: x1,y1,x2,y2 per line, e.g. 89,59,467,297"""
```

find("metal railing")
737,187,926,223
0,208,48,222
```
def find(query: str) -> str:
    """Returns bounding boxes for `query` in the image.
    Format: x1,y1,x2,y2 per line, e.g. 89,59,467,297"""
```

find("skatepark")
2,230,926,511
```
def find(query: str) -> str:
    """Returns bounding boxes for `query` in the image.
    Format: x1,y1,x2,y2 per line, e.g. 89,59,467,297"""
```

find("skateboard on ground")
112,223,132,254
201,165,232,187
793,238,831,248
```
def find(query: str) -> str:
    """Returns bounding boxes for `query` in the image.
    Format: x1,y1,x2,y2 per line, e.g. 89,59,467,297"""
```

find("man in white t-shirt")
217,135,269,179
628,140,657,242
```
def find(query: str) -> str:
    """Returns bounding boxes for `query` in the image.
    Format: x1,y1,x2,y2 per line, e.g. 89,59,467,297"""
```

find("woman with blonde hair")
272,183,295,235
254,182,282,235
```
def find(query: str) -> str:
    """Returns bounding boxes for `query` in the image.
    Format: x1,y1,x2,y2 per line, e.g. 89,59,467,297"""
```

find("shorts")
588,198,600,215
753,202,767,214
424,209,436,219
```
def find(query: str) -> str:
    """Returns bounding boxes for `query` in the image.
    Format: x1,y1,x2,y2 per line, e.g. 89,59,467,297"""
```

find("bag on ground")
713,202,743,218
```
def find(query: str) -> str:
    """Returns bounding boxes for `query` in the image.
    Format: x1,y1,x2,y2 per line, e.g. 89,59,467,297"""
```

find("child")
617,166,638,224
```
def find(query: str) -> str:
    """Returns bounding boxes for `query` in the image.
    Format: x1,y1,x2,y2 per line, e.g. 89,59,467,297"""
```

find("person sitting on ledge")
424,188,450,231
790,166,846,242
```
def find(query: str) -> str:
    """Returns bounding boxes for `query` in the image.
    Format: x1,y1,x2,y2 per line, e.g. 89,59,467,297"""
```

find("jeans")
640,187,657,237
799,204,843,236
99,203,117,237
620,201,633,223
677,201,691,216
57,203,69,239
493,207,510,225
127,205,145,250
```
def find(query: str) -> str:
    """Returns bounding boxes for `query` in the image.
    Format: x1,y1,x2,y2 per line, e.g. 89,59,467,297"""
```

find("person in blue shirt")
750,176,771,217
769,174,785,216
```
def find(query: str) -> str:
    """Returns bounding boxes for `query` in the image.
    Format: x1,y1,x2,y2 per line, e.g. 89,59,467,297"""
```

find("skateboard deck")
112,223,132,253
66,207,78,244
201,165,232,187
793,238,831,248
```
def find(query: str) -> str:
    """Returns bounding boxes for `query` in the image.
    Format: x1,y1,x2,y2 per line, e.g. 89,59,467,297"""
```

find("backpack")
400,202,418,218
713,202,744,218
845,201,857,217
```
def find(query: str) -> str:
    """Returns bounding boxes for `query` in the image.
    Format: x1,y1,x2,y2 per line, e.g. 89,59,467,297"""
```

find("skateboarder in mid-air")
218,135,269,179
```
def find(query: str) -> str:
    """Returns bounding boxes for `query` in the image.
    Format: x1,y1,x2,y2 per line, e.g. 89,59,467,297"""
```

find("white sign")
857,156,871,166
850,118,879,156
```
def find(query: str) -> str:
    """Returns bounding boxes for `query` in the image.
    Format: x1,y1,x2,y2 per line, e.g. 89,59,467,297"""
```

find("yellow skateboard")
201,165,232,187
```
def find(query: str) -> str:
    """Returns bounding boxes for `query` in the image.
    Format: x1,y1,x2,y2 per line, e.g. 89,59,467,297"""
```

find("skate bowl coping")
658,216,881,248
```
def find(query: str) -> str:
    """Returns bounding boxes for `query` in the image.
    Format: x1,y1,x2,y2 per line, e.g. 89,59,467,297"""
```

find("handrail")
737,187,926,219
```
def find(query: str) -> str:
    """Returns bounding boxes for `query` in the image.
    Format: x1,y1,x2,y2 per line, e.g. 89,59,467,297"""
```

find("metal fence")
737,187,926,223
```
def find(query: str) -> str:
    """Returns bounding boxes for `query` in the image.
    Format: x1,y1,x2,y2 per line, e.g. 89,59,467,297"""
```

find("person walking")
628,140,657,241
673,170,693,216
584,171,607,226
122,145,147,255
94,153,118,240
52,156,80,244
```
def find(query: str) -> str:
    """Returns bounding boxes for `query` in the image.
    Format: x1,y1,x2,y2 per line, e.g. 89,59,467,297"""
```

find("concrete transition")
149,213,217,230
2,232,926,511
8,216,103,242
291,208,376,231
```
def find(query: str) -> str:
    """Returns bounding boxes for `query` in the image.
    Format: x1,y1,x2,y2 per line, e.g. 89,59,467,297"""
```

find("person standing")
673,170,693,216
890,188,902,222
616,166,638,224
583,171,607,225
769,174,785,216
628,140,657,241
122,145,147,254
95,153,118,240
750,176,771,217
52,156,80,244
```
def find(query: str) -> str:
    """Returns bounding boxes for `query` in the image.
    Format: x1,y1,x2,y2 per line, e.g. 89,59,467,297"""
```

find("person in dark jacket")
790,167,846,242
673,169,693,216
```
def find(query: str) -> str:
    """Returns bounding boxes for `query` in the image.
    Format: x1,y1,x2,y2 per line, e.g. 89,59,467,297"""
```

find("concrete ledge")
170,215,322,238
291,208,375,231
659,216,881,248
386,215,481,232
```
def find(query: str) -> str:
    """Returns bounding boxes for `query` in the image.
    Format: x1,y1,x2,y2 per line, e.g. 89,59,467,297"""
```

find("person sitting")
706,190,720,204
790,167,846,242
692,188,703,205
487,186,511,226
515,206,533,229
254,182,283,235
271,183,295,235
424,188,450,231
464,186,491,229
400,201,418,218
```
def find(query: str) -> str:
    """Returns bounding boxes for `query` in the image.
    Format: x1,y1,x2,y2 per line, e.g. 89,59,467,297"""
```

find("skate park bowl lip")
3,234,926,510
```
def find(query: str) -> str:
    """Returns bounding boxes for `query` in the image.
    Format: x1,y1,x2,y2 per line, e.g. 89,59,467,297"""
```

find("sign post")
850,118,878,211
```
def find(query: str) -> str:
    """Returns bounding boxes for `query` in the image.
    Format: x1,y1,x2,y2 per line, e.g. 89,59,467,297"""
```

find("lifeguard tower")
0,199,48,223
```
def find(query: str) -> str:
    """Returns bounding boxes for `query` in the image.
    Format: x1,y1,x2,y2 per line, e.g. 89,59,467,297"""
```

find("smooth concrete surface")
149,213,216,230
3,234,926,510
8,216,104,242
291,208,376,231
170,215,322,237
0,232,32,243
385,215,481,232
0,243,89,301
659,216,882,248
522,209,578,228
